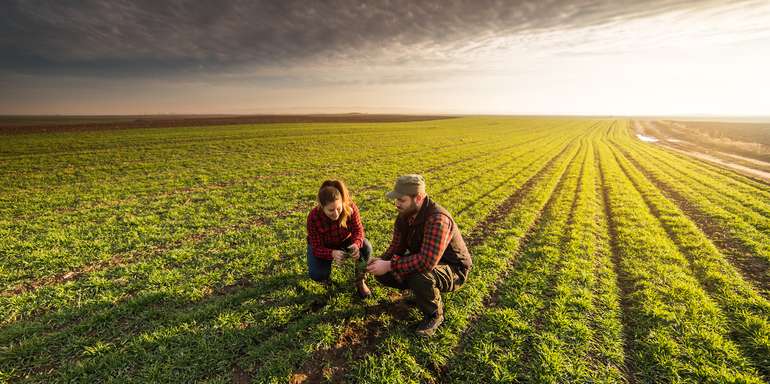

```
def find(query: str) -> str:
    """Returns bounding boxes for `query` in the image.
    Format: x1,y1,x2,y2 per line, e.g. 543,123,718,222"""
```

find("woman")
306,179,372,298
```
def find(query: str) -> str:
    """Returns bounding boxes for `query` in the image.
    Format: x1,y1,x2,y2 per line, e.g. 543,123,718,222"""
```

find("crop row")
596,129,764,383
0,119,587,382
606,134,770,378
0,119,572,291
189,123,592,383
610,127,770,292
307,126,596,383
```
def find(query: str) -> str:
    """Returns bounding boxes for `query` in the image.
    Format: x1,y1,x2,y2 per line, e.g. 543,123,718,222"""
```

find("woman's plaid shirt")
306,202,364,260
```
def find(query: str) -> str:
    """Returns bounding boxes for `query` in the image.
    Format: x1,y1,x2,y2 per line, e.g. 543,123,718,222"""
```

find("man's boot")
416,311,444,337
355,272,371,298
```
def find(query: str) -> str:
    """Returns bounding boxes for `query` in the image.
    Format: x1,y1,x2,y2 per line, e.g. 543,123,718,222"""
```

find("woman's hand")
332,250,345,265
348,246,360,260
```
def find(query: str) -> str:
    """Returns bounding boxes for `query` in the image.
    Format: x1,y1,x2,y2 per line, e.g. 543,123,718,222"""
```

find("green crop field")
1,117,769,383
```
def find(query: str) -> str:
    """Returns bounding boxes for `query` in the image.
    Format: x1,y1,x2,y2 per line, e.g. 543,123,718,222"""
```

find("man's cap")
386,174,426,199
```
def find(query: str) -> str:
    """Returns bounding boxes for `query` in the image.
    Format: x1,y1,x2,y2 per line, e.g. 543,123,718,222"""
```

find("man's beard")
398,203,418,218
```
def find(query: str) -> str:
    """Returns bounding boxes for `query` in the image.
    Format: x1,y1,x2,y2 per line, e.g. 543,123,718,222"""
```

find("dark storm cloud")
0,0,739,77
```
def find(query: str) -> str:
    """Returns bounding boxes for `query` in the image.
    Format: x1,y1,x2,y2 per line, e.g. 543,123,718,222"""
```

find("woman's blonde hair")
318,179,352,228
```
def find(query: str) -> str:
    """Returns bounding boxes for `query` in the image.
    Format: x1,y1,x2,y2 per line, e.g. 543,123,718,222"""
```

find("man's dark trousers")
375,263,464,316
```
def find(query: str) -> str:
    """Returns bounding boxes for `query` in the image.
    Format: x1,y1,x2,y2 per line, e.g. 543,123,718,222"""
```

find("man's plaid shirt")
306,202,364,260
382,212,453,281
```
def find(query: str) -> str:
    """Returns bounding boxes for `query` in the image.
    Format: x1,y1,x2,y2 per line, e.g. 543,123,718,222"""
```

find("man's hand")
332,250,345,265
366,258,392,276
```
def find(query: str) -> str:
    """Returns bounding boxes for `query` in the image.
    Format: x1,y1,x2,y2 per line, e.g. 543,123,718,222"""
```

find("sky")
1,0,769,116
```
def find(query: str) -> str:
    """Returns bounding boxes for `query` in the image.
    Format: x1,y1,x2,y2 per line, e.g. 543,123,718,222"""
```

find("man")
366,174,472,336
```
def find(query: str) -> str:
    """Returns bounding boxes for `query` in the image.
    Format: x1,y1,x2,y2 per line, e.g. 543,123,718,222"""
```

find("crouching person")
307,179,373,298
366,174,472,336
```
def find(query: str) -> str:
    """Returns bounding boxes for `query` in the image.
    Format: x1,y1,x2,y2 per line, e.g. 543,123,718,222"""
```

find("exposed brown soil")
289,293,413,384
660,143,770,184
231,364,251,384
632,120,770,184
0,114,456,135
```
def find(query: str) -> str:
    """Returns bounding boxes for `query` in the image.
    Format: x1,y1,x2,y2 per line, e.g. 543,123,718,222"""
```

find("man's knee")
405,272,440,300
405,272,442,316
405,271,435,291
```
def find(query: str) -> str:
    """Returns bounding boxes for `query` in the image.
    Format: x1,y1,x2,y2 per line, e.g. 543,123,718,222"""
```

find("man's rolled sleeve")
391,214,452,280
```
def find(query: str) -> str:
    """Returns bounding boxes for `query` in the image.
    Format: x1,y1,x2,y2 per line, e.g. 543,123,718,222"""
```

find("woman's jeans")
307,238,372,282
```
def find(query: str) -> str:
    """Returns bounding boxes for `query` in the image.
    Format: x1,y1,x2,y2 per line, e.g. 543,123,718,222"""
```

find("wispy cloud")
1,0,769,114
3,0,760,76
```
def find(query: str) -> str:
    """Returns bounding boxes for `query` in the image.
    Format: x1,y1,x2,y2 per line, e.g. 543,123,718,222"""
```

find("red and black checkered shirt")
382,213,453,280
306,202,364,260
